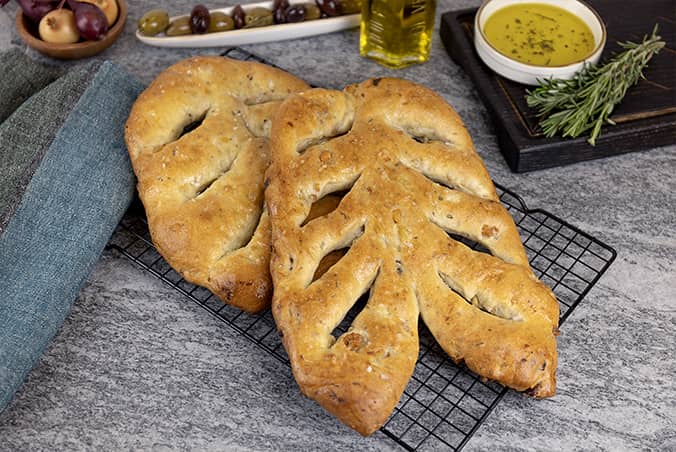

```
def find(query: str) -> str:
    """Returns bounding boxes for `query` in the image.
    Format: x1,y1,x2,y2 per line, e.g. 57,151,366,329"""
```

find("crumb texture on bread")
266,78,559,434
125,56,309,312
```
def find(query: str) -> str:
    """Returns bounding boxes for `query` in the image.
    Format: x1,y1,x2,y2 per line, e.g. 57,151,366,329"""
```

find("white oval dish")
474,0,606,85
136,1,360,48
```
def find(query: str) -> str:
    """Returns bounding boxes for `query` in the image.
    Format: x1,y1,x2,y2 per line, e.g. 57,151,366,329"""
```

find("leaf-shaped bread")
125,56,309,312
266,78,559,435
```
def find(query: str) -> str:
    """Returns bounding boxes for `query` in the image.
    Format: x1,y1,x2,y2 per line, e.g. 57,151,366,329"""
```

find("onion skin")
67,0,108,40
78,0,117,26
10,0,58,23
38,8,79,44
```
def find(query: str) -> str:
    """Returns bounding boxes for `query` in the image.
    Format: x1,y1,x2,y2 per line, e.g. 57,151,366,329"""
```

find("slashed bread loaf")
125,56,309,312
266,78,559,434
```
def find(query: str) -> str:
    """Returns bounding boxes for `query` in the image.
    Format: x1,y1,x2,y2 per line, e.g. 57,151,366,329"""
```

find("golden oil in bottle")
360,0,437,69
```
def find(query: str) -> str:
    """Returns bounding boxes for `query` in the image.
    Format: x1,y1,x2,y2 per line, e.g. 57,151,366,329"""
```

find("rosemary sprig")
526,26,665,145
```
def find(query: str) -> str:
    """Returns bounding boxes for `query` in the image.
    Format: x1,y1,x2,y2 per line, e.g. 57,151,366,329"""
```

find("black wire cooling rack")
108,182,615,451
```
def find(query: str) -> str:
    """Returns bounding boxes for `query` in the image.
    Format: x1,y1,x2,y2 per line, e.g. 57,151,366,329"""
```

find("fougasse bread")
125,56,309,312
265,78,559,435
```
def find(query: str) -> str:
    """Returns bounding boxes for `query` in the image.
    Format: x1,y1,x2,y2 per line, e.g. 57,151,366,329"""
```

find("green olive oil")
483,3,595,66
360,0,437,69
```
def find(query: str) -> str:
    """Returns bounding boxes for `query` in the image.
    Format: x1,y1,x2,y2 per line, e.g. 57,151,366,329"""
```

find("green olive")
304,3,321,20
165,17,192,36
138,9,170,36
338,0,361,15
208,11,235,32
244,7,274,28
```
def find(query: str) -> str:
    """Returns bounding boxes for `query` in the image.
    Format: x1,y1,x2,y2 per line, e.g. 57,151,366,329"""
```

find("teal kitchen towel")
0,54,144,413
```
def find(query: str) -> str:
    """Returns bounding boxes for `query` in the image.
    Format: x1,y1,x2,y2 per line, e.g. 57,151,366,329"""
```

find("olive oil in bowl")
473,0,606,84
482,3,596,66
360,0,436,69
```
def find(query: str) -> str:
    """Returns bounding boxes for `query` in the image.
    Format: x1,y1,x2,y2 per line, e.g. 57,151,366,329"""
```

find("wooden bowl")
15,0,127,60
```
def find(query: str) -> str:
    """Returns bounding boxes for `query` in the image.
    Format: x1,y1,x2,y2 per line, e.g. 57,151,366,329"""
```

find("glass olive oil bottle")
360,0,437,69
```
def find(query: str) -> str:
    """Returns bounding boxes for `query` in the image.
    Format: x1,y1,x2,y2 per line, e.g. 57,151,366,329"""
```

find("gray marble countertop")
1,1,674,450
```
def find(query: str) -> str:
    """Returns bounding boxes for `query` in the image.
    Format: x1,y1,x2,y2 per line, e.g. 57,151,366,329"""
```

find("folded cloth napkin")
0,50,144,413
0,49,63,124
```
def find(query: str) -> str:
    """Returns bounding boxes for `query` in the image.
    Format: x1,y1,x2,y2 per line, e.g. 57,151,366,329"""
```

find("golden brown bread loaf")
125,56,309,312
266,78,559,435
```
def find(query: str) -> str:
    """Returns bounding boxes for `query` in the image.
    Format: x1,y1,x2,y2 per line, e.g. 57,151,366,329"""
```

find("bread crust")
125,56,309,312
267,78,559,434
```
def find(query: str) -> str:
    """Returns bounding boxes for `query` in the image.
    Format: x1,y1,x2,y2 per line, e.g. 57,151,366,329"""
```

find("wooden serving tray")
439,0,676,172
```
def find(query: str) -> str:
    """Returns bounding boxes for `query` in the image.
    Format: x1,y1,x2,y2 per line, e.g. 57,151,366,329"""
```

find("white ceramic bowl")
474,0,606,85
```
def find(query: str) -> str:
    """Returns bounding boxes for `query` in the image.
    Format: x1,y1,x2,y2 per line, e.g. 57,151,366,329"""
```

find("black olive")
316,0,339,16
274,8,286,24
232,4,246,29
285,5,306,23
190,4,210,34
273,0,290,23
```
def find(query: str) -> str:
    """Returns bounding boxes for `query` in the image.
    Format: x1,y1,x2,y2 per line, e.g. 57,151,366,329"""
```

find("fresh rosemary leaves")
526,26,665,145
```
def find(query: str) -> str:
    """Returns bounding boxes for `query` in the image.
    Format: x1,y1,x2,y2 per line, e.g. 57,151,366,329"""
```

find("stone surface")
1,1,674,451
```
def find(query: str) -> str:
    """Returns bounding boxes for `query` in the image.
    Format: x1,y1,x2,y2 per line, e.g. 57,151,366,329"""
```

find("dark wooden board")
440,0,676,172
